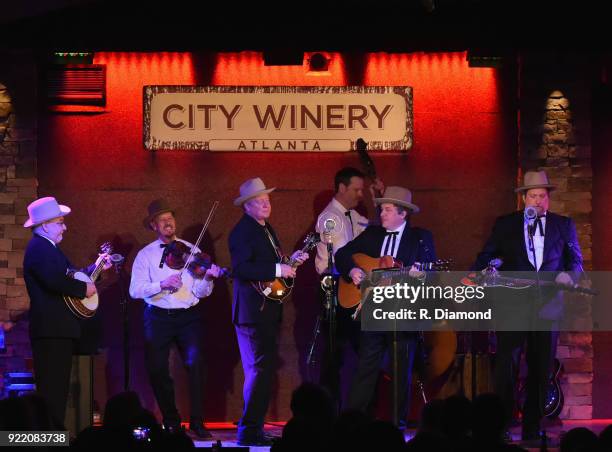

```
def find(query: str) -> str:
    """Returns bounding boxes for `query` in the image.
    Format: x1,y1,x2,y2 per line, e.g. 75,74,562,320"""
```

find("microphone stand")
114,259,131,391
527,219,545,423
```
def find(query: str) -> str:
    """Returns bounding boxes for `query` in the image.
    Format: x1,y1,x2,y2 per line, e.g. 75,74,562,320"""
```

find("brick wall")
520,53,593,419
0,52,38,387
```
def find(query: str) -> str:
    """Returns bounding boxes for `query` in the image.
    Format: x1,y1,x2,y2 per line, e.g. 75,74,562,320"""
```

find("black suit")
228,214,283,442
336,223,436,426
23,234,88,428
472,211,582,436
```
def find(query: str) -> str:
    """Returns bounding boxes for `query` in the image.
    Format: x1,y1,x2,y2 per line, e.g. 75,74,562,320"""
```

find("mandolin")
253,232,320,303
63,242,111,319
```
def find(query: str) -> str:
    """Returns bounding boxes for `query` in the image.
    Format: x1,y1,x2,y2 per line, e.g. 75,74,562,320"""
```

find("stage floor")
189,419,612,450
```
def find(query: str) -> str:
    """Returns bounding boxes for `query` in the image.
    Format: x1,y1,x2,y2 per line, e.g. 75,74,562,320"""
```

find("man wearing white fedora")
335,186,436,429
229,177,309,446
472,170,583,442
23,196,109,429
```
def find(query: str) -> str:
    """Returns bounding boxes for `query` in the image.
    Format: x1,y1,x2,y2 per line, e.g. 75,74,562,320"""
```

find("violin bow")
178,200,220,276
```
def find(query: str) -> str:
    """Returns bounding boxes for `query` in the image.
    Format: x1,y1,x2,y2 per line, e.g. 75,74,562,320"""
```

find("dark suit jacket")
472,211,583,272
23,234,88,339
228,214,283,325
336,223,437,281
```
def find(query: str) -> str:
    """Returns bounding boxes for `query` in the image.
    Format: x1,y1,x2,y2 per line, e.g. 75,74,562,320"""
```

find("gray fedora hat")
233,177,276,206
374,186,420,213
515,170,556,193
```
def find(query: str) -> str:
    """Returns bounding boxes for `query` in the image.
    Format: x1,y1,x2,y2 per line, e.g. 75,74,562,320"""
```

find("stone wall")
520,53,593,419
0,52,38,388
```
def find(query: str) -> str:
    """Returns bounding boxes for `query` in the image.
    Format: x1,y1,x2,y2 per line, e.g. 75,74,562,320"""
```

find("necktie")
345,210,354,239
529,217,545,236
383,231,399,256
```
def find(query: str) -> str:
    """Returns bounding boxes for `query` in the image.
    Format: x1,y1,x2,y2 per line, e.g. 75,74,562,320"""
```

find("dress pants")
318,297,361,411
143,304,205,426
495,330,552,435
347,331,417,425
235,321,278,441
31,337,75,429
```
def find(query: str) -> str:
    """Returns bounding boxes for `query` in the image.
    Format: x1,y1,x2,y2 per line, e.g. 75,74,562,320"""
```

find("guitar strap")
263,224,283,261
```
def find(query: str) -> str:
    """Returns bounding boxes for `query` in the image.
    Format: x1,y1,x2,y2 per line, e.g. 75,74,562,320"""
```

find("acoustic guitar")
254,232,320,303
63,242,111,319
338,253,452,308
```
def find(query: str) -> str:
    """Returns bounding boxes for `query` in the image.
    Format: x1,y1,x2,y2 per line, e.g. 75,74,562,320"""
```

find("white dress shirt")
524,215,546,271
129,238,214,309
380,220,407,258
315,198,368,275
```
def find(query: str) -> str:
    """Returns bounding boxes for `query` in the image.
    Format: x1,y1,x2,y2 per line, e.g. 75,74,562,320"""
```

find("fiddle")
164,240,230,279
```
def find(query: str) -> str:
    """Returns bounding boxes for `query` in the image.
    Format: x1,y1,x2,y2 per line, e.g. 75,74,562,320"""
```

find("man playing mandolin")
129,199,222,439
228,177,309,446
23,196,112,429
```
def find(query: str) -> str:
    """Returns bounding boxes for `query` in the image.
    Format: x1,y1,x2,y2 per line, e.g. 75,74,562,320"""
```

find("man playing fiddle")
129,199,221,438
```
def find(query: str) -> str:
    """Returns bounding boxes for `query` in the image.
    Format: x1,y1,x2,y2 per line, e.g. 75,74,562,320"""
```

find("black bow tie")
385,231,399,237
160,243,168,248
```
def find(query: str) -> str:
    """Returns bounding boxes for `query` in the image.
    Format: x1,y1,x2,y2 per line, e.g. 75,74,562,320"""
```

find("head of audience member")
330,410,372,450
334,167,365,210
441,395,472,440
0,393,53,431
559,427,598,452
418,399,445,434
362,420,407,452
103,391,146,430
599,424,612,451
290,382,335,425
472,393,507,444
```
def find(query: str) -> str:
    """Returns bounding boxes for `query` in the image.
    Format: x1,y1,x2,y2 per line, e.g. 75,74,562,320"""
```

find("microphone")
488,258,503,269
524,206,537,221
324,218,337,233
110,253,125,264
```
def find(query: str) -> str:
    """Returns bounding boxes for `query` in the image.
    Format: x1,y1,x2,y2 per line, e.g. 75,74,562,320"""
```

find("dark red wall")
37,51,517,421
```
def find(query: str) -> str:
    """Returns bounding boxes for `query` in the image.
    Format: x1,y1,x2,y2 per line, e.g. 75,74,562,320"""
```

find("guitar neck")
89,260,105,282
287,244,312,268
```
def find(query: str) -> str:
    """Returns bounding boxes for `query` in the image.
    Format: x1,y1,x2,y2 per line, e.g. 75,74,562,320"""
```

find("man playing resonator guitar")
23,196,112,429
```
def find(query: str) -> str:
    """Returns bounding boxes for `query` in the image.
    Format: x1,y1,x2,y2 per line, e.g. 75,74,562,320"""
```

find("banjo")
63,242,112,319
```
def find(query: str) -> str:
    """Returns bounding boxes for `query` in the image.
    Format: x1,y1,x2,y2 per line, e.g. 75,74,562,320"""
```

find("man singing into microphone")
472,170,583,442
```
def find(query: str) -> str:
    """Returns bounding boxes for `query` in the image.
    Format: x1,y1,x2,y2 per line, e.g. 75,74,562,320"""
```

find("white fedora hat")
234,177,276,206
374,186,420,213
23,197,71,228
515,170,556,193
